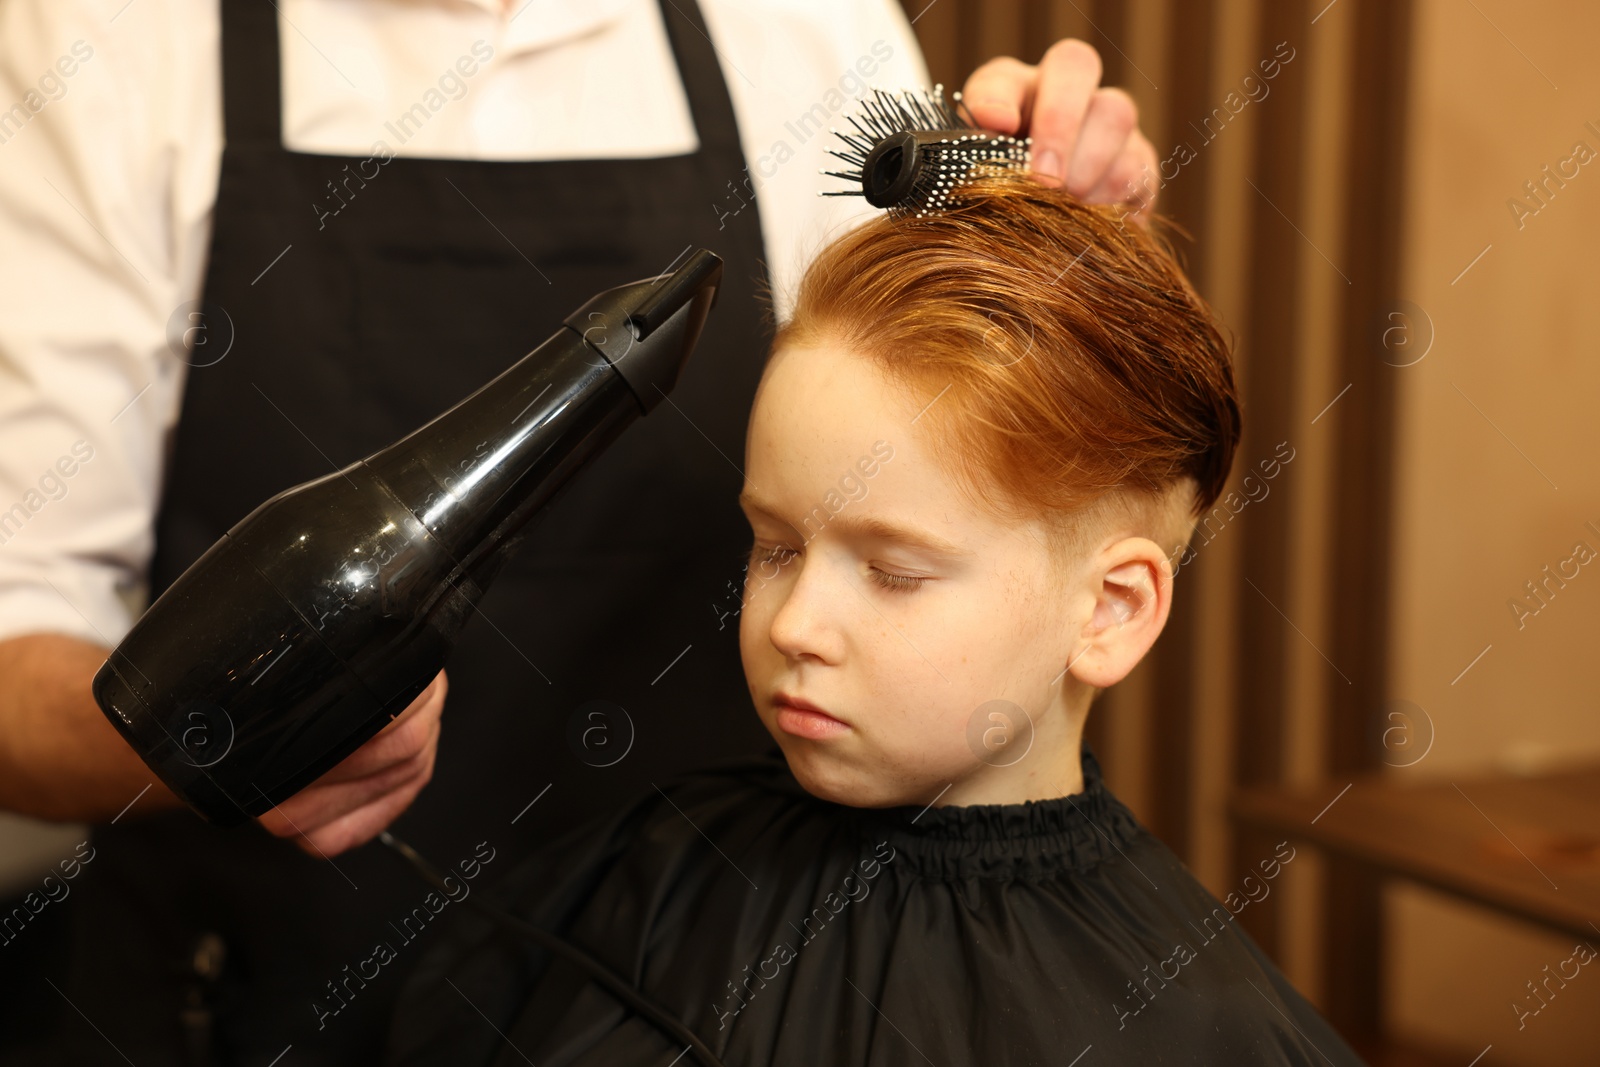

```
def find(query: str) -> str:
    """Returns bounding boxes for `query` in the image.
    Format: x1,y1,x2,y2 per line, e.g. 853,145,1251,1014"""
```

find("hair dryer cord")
378,831,726,1067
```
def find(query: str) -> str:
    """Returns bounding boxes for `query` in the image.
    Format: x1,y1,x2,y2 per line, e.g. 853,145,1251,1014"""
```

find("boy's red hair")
775,173,1241,539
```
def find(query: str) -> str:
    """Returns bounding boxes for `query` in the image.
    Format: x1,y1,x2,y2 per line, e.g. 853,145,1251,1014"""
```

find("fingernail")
1035,148,1061,181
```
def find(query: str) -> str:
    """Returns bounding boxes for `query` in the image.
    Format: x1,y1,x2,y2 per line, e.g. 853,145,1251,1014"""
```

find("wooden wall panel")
1320,0,1414,1044
1230,0,1313,961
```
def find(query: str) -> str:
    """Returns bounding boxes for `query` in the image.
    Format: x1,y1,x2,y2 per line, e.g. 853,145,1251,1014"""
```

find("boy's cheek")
737,603,766,660
889,688,977,761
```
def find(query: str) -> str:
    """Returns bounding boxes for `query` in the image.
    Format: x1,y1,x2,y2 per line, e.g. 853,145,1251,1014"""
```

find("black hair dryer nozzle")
92,250,724,826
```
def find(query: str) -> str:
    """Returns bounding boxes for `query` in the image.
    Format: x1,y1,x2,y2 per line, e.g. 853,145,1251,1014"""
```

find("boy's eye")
745,542,927,593
748,542,798,569
868,566,927,593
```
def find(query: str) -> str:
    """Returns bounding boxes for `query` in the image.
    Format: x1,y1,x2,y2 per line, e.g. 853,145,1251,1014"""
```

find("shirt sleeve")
0,0,219,647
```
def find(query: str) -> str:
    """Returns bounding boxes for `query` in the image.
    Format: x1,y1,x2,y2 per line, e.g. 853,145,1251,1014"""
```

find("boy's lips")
772,692,850,740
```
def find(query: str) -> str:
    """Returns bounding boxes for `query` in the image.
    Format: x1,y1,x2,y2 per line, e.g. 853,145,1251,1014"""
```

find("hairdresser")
0,1,1156,1063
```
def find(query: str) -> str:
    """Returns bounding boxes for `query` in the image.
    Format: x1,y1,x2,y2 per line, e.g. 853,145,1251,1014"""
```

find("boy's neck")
937,709,1088,808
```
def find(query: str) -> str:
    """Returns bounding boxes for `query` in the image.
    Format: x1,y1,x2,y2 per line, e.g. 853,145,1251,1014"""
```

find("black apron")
49,2,772,1063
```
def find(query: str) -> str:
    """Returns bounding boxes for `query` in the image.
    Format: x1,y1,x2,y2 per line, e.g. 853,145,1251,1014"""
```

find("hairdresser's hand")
256,669,447,858
962,39,1158,222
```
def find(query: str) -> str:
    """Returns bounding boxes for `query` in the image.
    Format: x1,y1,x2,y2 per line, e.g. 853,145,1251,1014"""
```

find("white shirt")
0,0,929,647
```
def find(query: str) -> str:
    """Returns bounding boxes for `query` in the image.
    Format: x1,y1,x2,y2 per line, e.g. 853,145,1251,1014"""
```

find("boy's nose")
767,558,847,665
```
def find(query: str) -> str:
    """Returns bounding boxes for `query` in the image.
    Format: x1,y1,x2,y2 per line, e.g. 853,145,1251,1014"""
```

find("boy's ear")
1066,538,1174,689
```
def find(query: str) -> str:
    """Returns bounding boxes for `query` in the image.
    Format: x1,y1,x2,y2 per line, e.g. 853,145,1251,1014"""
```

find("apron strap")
219,0,285,148
656,0,745,162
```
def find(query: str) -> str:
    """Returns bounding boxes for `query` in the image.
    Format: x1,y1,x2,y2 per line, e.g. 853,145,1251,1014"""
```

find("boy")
387,173,1362,1066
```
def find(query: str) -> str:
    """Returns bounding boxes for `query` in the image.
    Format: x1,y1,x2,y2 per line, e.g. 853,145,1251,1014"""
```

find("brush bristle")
821,85,1032,218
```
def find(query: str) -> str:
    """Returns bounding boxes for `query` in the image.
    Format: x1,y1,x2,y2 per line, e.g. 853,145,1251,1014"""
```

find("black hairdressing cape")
385,746,1366,1066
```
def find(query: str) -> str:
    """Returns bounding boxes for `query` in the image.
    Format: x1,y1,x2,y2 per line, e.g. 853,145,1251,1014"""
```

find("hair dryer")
91,249,724,827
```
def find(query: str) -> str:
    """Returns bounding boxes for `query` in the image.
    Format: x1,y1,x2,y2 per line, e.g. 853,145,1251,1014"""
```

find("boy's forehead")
754,341,910,439
749,345,963,516
758,340,851,401
748,344,899,476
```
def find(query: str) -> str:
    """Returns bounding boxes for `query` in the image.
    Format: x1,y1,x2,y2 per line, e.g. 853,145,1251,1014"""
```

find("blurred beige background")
1387,0,1600,1063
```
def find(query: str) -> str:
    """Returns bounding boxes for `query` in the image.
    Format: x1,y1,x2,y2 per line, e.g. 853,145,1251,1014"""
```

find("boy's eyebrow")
738,491,965,558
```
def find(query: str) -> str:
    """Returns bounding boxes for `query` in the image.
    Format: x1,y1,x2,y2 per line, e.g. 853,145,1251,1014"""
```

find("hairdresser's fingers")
258,712,437,838
961,41,1159,215
302,669,447,786
960,55,1035,134
1086,128,1160,224
256,670,446,853
261,715,440,857
1023,38,1103,185
1064,87,1138,198
289,736,440,858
